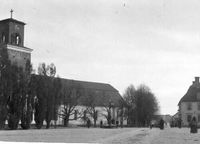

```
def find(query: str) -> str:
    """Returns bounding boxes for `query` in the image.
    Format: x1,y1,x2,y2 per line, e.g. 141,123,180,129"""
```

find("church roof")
32,74,124,107
0,18,25,25
59,78,124,107
178,77,200,105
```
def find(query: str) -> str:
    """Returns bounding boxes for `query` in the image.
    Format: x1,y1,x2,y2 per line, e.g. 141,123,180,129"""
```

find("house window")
187,103,192,110
197,93,200,100
198,115,200,122
187,115,192,122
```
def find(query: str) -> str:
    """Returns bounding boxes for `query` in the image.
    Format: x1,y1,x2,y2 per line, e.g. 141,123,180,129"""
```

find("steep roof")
59,78,123,107
32,74,124,107
178,77,200,105
60,78,118,92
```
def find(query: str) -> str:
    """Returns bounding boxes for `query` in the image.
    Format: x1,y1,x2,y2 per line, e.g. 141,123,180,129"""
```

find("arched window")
11,33,21,45
16,35,20,45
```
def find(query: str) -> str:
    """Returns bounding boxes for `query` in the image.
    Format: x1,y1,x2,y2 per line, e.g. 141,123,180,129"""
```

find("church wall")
56,105,127,126
8,21,24,46
8,48,30,68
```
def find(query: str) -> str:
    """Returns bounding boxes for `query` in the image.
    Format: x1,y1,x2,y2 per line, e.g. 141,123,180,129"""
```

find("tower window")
16,35,20,45
11,33,21,45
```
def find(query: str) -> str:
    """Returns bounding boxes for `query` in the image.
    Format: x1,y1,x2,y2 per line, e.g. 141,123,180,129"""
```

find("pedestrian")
100,120,103,128
190,117,198,133
116,121,119,128
87,119,91,128
150,121,153,129
159,118,164,130
178,118,182,128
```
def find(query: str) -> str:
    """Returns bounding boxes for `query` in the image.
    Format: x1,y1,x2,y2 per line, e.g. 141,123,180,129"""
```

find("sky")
1,0,200,115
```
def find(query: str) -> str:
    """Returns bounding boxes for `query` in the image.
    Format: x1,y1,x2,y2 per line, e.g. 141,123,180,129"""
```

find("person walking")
190,117,198,133
159,118,164,130
87,119,91,128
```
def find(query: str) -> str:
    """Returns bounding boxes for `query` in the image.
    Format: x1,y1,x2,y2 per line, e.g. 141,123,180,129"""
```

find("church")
178,77,200,126
0,12,126,127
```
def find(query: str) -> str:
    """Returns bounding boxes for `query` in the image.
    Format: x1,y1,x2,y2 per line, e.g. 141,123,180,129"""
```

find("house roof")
178,84,200,105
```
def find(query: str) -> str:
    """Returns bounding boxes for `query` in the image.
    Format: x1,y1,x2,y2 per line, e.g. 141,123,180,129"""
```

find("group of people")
152,117,198,134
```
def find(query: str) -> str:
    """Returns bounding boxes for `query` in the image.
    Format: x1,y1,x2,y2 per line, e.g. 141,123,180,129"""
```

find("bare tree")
84,91,98,127
34,63,61,129
123,84,136,126
59,82,83,127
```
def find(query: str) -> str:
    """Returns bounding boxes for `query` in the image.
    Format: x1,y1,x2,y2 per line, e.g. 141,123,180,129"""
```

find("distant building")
178,77,200,126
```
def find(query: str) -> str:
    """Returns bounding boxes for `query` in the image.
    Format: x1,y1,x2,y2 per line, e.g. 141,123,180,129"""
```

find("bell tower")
0,10,32,69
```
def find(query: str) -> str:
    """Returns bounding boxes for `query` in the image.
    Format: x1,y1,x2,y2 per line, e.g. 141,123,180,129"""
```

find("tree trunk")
0,120,5,130
64,117,69,127
46,121,50,129
94,119,96,127
8,114,19,130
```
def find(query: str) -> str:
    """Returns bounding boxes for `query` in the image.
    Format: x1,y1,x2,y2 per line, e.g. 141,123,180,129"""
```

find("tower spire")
10,9,13,19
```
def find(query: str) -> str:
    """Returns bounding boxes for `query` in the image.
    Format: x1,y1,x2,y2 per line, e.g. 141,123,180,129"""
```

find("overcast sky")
1,0,200,115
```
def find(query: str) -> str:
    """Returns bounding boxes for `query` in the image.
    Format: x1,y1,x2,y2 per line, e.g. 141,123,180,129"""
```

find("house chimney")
195,77,200,84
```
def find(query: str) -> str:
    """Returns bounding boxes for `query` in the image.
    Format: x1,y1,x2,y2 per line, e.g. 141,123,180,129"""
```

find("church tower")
0,10,32,68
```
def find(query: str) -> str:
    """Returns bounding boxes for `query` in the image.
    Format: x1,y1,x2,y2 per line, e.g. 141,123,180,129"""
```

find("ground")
0,127,200,143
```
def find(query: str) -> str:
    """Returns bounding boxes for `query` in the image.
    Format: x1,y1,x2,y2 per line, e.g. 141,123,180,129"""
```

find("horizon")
1,0,200,115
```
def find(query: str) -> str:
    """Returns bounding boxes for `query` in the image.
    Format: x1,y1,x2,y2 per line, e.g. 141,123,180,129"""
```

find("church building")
0,12,126,126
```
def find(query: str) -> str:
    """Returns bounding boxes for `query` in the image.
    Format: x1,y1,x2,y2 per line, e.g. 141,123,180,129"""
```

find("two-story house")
178,77,200,126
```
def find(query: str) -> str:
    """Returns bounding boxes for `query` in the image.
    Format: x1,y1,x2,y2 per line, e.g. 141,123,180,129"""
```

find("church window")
16,35,20,45
187,103,192,110
11,33,21,45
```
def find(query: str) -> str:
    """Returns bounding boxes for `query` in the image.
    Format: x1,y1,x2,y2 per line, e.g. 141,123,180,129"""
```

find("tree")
123,84,159,127
7,65,24,129
123,85,136,126
59,82,82,127
135,84,159,126
0,48,12,129
20,60,34,129
84,91,98,127
34,63,61,129
102,92,114,127
0,47,34,130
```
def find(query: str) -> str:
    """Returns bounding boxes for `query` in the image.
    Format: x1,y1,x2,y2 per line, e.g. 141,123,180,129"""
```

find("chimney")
193,77,200,87
195,77,200,84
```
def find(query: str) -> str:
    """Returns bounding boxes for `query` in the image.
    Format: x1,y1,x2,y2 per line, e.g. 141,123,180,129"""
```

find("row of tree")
0,48,118,129
0,47,159,129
